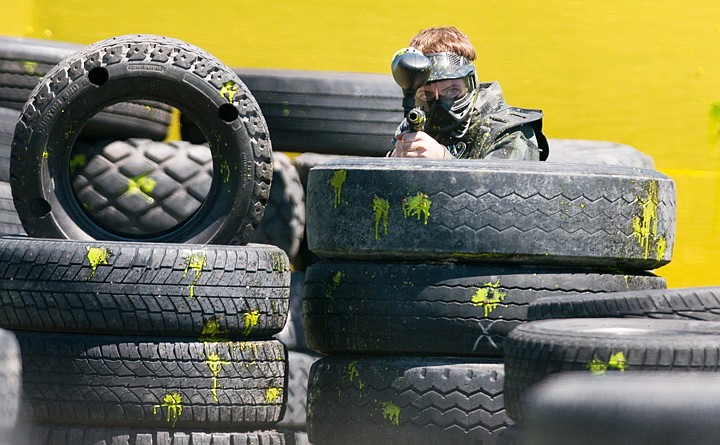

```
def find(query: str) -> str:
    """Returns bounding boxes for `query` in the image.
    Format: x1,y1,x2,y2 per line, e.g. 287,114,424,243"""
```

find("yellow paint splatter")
329,170,347,208
381,401,400,426
608,351,628,371
347,360,364,391
42,150,49,159
182,251,207,298
372,195,390,240
243,309,260,336
69,153,87,174
632,181,666,260
265,386,282,404
588,351,627,375
587,355,608,375
220,81,238,103
199,318,228,342
23,61,39,75
85,246,111,280
325,270,344,298
402,192,431,224
153,391,183,427
204,345,230,402
125,173,157,203
471,280,507,317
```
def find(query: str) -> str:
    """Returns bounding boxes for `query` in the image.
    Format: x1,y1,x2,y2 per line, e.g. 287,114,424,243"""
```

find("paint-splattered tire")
302,261,666,356
0,236,289,338
522,372,720,445
528,286,720,321
305,158,676,270
503,318,720,423
17,332,286,429
0,328,21,435
0,182,24,235
0,36,172,141
306,355,509,445
17,425,294,445
182,68,403,156
10,34,272,244
250,152,306,261
547,139,656,169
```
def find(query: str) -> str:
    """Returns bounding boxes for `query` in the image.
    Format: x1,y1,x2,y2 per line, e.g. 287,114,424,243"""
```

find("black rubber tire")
274,272,308,350
277,350,323,430
15,424,294,445
523,372,720,445
0,328,21,435
0,107,19,182
303,261,666,356
503,318,720,423
0,36,172,141
306,355,510,445
10,34,272,245
528,286,720,321
547,139,655,169
0,183,24,235
182,68,403,156
250,152,306,261
17,332,287,429
306,158,676,270
0,236,290,338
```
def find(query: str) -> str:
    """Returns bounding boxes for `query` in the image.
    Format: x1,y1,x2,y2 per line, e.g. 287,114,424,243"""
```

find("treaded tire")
547,139,655,169
182,68,403,156
306,158,676,269
523,372,720,445
303,261,666,356
0,236,290,337
17,332,287,429
0,183,24,235
0,328,21,435
17,424,295,445
528,286,720,321
250,152,305,261
11,34,272,244
306,355,509,445
0,36,172,141
503,318,720,423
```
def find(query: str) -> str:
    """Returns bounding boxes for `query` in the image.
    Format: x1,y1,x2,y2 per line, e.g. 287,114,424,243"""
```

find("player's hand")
391,131,449,159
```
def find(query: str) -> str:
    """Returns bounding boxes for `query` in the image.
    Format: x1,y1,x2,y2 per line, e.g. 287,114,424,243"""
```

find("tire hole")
88,67,109,86
31,198,51,217
218,104,239,122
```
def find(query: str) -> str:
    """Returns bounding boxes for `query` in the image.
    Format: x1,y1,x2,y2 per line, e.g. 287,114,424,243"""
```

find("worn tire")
0,183,23,235
18,332,287,428
0,236,290,338
503,318,720,423
0,36,172,141
11,34,272,244
547,139,655,169
528,286,720,321
182,68,402,156
303,261,666,356
306,158,676,269
524,372,720,445
250,152,305,261
307,355,509,445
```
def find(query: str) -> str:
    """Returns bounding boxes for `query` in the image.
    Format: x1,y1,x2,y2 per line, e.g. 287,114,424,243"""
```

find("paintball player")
389,26,549,160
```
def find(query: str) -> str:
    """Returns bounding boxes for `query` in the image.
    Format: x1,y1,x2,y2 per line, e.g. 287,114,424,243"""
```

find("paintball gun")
391,48,431,133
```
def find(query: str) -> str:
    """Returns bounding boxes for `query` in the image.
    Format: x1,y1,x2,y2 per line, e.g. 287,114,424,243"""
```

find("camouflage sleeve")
483,124,541,161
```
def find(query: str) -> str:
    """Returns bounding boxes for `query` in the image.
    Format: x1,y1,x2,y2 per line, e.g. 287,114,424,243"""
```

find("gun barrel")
407,108,426,131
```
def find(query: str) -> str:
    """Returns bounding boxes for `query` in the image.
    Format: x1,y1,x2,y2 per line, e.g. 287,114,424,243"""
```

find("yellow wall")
3,0,719,287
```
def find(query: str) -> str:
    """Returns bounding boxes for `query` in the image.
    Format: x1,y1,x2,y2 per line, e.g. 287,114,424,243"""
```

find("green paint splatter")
204,345,230,402
326,271,344,299
402,192,431,224
243,309,260,336
85,246,111,280
199,318,228,342
42,149,49,159
347,360,364,391
372,195,390,240
69,153,87,175
265,386,282,404
471,280,507,317
381,401,400,426
329,170,347,208
220,160,230,183
182,251,207,298
632,181,666,261
220,81,238,103
588,351,628,375
587,355,608,375
23,60,38,75
125,173,157,203
153,391,183,427
608,351,628,371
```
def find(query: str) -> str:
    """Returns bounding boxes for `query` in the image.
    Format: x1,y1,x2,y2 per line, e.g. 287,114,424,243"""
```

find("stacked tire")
4,34,295,444
301,155,675,445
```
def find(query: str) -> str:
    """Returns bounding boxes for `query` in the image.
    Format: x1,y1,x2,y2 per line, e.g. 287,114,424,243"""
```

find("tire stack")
301,156,676,445
4,34,296,444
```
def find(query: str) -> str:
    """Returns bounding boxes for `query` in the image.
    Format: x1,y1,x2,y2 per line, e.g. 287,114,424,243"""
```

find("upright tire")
11,34,272,244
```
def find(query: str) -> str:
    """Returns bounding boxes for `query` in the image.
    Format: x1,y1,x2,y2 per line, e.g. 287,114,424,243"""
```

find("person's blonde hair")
409,26,476,61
